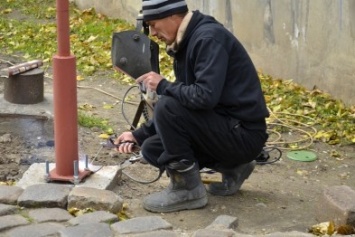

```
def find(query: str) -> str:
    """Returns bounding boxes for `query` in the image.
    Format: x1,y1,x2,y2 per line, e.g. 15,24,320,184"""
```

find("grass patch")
1,0,57,19
78,111,113,134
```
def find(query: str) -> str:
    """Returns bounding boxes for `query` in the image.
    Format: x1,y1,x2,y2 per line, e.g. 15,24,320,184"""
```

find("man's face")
147,16,179,45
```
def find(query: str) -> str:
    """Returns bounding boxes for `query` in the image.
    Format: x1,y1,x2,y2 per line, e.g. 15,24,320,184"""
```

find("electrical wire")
119,152,164,184
121,85,149,130
256,146,282,165
77,85,121,100
266,107,318,150
121,85,139,129
122,167,164,184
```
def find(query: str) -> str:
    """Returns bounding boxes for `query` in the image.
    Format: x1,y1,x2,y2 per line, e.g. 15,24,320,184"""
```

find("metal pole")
49,0,91,182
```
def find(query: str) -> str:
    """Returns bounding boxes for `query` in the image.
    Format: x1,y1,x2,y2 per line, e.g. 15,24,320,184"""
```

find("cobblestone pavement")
1,183,355,236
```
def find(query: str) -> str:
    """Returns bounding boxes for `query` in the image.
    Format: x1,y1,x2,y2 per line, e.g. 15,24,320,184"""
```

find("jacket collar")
166,11,193,55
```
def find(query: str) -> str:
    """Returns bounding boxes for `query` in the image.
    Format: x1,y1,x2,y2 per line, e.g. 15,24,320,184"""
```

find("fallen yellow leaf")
76,75,84,81
99,133,110,139
103,104,114,109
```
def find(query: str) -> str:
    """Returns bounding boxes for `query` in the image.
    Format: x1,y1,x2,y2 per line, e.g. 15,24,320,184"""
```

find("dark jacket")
133,11,269,144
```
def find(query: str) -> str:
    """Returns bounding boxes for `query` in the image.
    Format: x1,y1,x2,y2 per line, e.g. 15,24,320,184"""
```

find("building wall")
74,0,355,105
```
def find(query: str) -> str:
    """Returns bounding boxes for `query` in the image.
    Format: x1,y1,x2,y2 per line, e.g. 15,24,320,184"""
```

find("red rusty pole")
49,0,90,182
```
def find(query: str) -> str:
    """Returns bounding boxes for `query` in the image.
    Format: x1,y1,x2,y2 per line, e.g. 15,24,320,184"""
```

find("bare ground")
1,55,355,236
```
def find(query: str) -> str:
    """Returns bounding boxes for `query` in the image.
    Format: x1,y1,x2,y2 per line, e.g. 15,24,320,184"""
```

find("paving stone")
111,216,172,235
205,215,238,230
68,187,123,213
15,163,56,189
0,185,24,205
193,228,237,237
58,223,113,237
230,233,255,237
0,214,29,232
321,185,355,227
130,230,178,237
28,207,73,223
0,203,18,216
332,235,355,237
265,231,315,237
4,222,66,237
214,231,316,237
68,210,118,225
17,183,72,208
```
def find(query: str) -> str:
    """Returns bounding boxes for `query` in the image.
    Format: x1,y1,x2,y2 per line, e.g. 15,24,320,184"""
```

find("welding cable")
121,85,152,130
119,151,164,184
255,146,282,165
89,142,163,184
122,167,164,184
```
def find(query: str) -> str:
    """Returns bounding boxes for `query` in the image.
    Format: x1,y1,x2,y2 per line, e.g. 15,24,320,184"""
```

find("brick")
111,216,172,235
321,185,355,227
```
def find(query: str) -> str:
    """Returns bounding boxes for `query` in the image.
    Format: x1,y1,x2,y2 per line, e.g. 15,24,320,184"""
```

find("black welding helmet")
111,11,159,80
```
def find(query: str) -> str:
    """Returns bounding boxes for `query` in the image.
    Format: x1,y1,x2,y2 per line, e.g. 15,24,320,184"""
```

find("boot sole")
208,160,256,196
143,195,208,213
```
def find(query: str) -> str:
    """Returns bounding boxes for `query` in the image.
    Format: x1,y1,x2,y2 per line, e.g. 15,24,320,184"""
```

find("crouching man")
115,0,269,213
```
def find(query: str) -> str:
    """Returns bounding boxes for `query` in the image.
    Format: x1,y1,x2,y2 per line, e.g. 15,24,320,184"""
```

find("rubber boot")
207,160,256,196
143,160,208,213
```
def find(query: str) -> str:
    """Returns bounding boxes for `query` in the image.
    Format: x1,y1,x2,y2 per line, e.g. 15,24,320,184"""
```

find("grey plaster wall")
73,0,355,105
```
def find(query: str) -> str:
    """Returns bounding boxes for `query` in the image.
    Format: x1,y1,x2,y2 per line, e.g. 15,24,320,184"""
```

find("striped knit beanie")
142,0,188,22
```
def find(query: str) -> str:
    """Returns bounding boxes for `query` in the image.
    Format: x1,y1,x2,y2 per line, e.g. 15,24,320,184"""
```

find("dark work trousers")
140,96,268,169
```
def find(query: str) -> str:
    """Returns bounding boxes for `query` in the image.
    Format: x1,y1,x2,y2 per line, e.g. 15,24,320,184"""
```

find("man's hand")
114,131,138,153
136,71,164,92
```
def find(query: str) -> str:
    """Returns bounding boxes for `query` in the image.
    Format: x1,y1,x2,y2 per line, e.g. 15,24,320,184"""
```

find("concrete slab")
16,163,121,191
0,93,54,118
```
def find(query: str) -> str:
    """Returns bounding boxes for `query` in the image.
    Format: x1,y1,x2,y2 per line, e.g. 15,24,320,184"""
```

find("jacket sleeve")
156,37,229,110
131,119,156,146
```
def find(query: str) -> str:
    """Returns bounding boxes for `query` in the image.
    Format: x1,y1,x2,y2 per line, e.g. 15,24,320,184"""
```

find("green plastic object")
287,150,317,162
